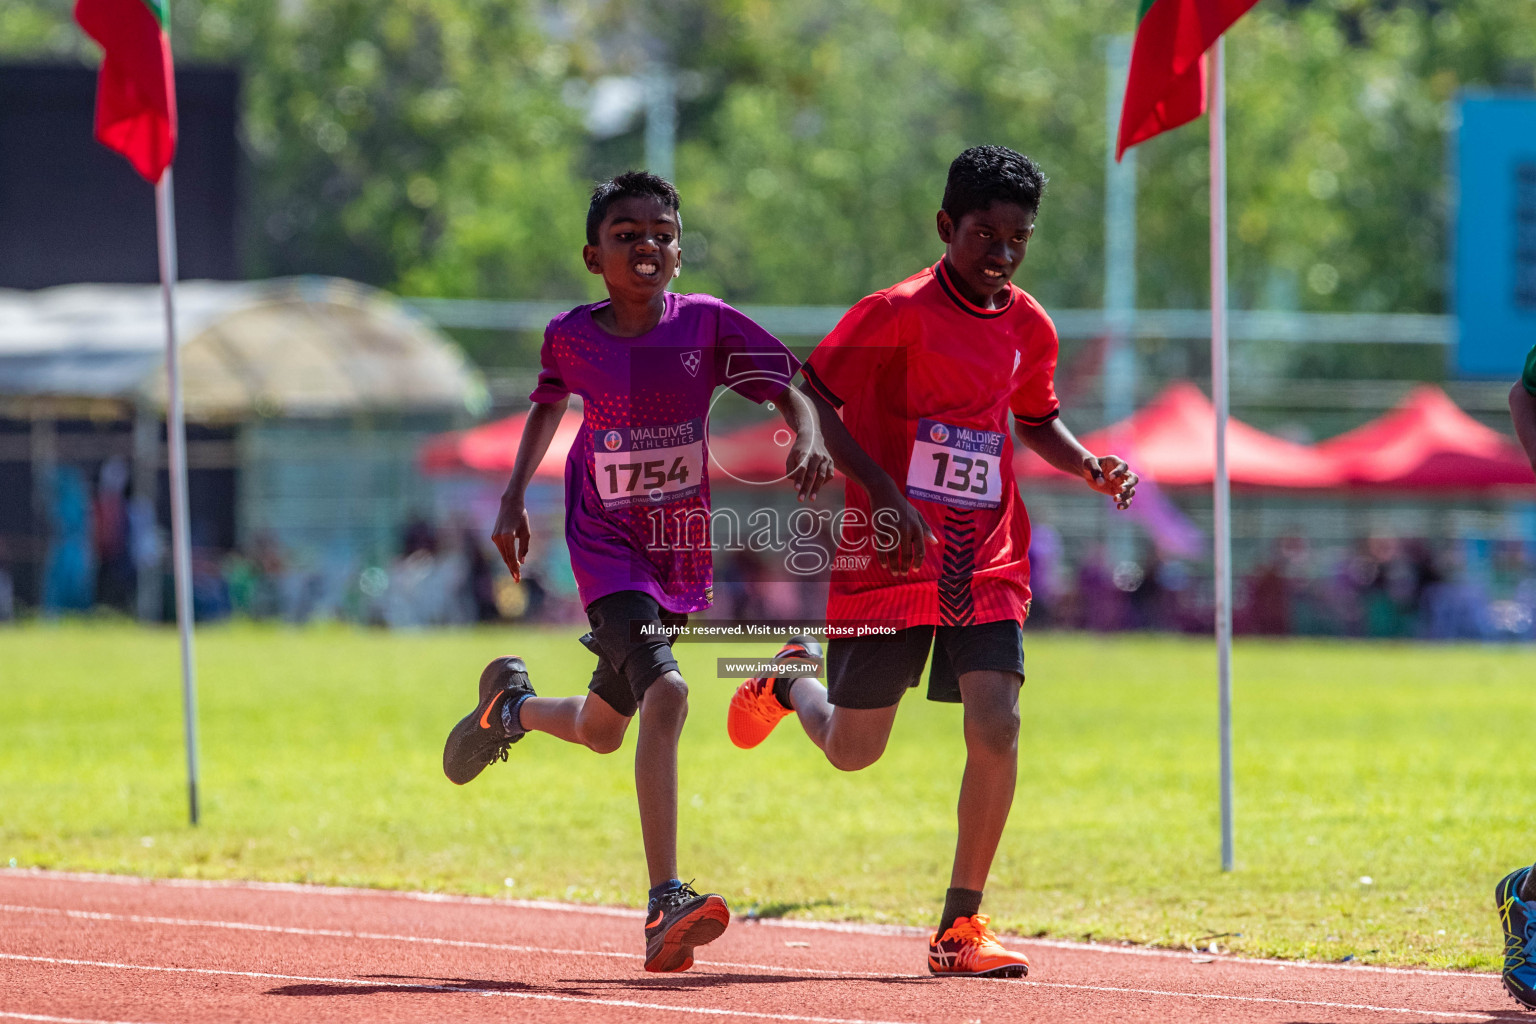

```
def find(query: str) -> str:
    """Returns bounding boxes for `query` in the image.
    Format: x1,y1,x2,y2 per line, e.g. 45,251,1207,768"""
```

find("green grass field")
0,622,1526,970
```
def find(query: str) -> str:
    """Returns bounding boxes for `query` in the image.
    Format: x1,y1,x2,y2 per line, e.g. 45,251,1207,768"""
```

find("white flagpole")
155,166,201,826
1209,37,1234,872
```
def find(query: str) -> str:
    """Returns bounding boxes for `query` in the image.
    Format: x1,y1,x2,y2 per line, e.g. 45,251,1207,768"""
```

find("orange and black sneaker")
727,634,821,749
927,914,1031,978
643,882,730,973
442,656,536,785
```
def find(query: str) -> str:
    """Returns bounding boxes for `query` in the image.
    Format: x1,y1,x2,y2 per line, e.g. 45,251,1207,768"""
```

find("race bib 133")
905,418,1005,510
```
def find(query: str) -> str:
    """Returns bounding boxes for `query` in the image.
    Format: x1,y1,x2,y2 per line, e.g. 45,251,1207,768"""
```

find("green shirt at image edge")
1525,345,1536,396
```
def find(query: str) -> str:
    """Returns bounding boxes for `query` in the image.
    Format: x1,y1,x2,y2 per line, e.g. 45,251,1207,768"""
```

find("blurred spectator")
401,516,438,558
722,549,767,621
0,561,13,622
1129,555,1183,631
93,457,134,612
371,518,472,628
464,527,500,623
1076,546,1127,631
1026,524,1064,627
191,547,231,621
126,486,162,621
42,465,94,614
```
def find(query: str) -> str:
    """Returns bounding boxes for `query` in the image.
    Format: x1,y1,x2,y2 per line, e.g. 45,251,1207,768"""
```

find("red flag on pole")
73,0,177,183
1116,0,1259,159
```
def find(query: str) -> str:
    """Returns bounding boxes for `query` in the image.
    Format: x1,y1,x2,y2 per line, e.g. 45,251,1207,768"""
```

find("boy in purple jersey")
442,172,833,973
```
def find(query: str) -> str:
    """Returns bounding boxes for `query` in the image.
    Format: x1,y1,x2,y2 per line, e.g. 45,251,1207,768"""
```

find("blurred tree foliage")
2,0,596,298
4,0,1535,331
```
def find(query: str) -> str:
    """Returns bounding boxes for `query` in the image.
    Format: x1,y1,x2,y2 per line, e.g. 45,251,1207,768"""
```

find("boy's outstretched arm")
771,383,835,502
492,397,570,580
1015,417,1138,510
800,383,936,575
1509,382,1536,472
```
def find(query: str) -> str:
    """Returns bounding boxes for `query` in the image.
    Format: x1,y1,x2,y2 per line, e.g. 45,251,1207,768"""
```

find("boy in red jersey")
728,146,1137,977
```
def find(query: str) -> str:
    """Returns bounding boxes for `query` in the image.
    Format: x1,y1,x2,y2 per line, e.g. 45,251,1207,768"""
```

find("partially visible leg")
728,630,921,769
925,667,1029,978
634,666,727,974
784,628,927,771
785,680,900,771
949,668,1022,891
518,694,631,753
635,669,688,887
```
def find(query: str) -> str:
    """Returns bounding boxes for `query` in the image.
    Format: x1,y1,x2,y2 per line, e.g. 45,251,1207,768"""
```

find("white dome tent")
0,277,485,616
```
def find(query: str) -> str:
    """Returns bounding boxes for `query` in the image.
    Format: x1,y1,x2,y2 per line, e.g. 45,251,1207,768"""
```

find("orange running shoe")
726,634,821,749
927,914,1031,978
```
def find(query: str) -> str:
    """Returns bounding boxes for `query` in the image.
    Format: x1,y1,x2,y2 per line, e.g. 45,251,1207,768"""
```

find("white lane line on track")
0,954,914,1024
0,951,1522,1023
0,903,900,979
0,868,1501,982
1019,979,1529,1021
0,1013,163,1024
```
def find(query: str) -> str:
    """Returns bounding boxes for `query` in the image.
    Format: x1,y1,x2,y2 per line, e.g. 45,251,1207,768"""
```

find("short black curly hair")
941,146,1048,221
586,171,681,245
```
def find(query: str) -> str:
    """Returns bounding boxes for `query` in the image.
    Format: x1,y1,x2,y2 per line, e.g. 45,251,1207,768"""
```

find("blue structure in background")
1455,94,1536,378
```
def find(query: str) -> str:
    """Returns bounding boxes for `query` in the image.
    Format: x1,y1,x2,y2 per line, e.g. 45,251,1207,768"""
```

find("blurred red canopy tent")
1316,385,1534,491
421,410,838,486
1015,381,1343,488
422,382,1533,493
706,418,848,485
419,405,582,479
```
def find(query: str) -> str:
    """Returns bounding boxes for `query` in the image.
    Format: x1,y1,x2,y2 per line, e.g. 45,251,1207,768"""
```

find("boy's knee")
640,672,688,717
825,734,886,772
577,722,625,754
967,702,1020,756
574,706,626,752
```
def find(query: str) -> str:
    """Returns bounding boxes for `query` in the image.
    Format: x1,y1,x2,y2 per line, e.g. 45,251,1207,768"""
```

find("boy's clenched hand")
1081,455,1138,510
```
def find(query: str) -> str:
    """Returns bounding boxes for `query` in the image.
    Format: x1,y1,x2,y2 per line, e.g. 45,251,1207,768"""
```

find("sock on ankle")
938,887,984,938
649,878,684,903
771,674,797,710
500,693,529,735
1522,862,1536,902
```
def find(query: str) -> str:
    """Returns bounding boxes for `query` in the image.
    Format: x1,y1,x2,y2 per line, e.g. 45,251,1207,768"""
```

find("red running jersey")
803,261,1061,628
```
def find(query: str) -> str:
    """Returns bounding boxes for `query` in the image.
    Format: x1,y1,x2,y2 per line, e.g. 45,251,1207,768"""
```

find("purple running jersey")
530,292,800,613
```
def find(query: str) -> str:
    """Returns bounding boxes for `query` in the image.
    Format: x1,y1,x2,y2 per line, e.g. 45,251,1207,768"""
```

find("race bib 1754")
593,418,705,509
905,418,1005,510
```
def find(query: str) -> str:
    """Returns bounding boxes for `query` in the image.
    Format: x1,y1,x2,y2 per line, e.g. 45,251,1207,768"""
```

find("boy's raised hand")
1081,455,1138,510
786,434,836,502
491,491,532,581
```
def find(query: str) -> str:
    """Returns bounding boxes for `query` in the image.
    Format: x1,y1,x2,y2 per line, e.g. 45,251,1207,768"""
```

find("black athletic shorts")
824,619,1025,710
584,590,686,717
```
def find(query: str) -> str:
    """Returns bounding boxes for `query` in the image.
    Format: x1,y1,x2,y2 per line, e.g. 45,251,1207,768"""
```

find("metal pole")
1209,37,1234,872
1104,34,1138,564
156,167,201,826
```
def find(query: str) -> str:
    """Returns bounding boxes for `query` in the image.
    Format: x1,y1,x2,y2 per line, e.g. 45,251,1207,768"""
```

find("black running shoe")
643,883,730,973
442,656,536,785
1497,867,1536,1011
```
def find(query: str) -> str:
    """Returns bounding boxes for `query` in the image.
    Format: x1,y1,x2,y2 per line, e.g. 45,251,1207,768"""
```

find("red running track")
0,869,1522,1023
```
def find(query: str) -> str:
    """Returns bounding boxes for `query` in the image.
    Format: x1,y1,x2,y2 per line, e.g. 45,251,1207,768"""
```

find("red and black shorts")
825,619,1024,710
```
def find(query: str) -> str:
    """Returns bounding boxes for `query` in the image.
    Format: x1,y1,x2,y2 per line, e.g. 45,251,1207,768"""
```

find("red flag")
73,0,177,183
1116,0,1260,160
